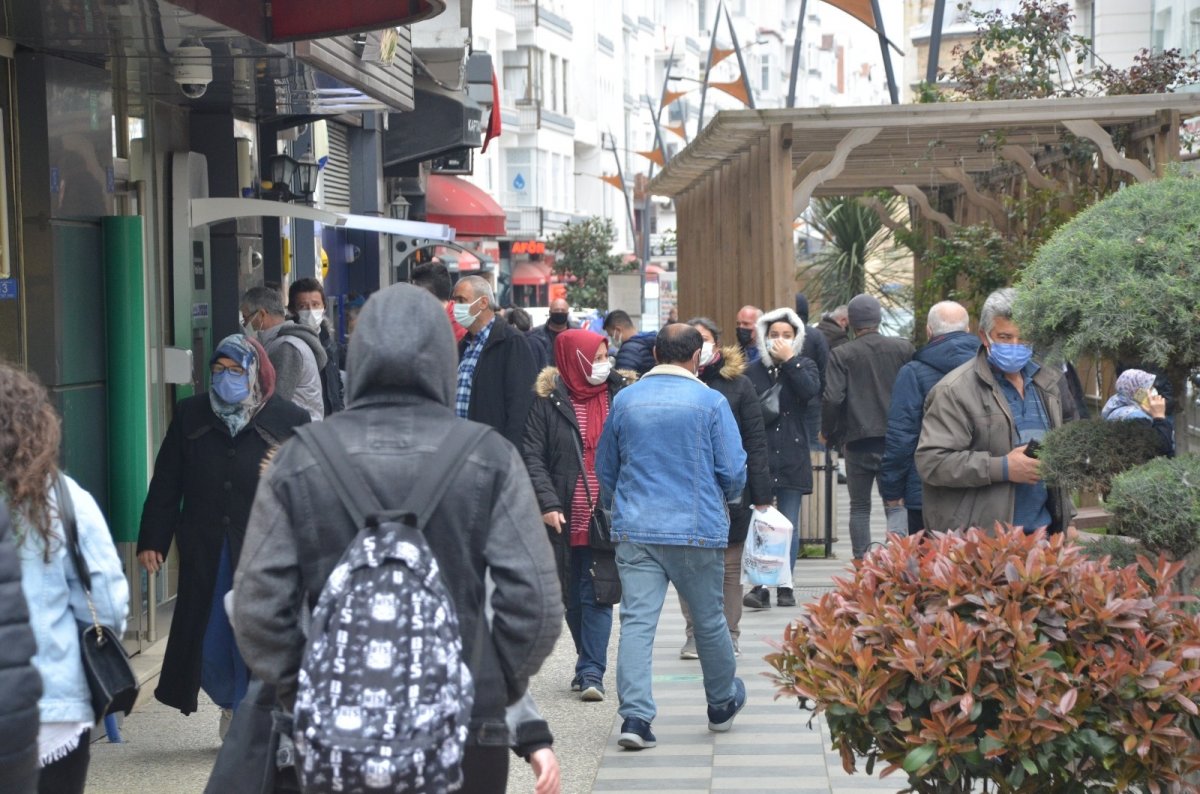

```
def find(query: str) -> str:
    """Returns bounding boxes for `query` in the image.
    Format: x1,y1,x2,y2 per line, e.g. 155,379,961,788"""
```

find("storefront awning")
512,262,552,286
170,0,446,43
425,176,506,239
383,89,484,173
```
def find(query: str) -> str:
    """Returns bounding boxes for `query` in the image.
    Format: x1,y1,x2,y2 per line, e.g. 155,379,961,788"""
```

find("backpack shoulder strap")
401,422,491,531
297,422,385,528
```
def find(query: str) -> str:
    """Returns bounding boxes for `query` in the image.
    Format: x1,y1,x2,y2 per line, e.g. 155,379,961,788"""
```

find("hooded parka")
232,284,563,745
138,390,310,714
745,309,822,493
698,346,773,543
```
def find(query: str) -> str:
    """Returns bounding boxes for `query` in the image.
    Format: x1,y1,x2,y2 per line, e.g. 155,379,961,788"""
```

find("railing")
512,0,573,38
506,207,543,237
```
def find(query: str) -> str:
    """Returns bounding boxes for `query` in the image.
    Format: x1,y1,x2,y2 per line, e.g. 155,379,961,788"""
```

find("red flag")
482,71,502,153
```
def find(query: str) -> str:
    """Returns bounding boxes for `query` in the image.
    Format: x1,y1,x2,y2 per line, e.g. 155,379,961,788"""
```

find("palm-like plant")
798,195,904,311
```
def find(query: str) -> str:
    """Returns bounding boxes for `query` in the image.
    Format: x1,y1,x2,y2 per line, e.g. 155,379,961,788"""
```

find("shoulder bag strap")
54,472,105,636
297,423,386,528
568,429,597,513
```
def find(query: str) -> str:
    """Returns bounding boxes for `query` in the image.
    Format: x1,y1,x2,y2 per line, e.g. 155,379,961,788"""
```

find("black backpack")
293,420,488,794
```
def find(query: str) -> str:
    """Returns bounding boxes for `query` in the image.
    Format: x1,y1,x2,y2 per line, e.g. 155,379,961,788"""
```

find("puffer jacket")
233,284,562,747
698,346,773,543
19,475,128,725
746,308,822,493
613,331,658,376
262,321,328,422
0,499,39,793
916,348,1076,534
522,366,636,606
880,332,981,508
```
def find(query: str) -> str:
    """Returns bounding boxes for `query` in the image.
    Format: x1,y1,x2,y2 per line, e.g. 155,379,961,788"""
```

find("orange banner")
636,149,666,167
710,79,750,105
661,89,690,106
665,123,688,140
710,47,735,67
599,174,625,190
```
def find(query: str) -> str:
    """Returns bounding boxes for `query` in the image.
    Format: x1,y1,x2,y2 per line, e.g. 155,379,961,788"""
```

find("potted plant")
768,528,1200,793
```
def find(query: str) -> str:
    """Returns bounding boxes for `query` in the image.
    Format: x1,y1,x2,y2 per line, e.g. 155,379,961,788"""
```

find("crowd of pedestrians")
1,272,1181,794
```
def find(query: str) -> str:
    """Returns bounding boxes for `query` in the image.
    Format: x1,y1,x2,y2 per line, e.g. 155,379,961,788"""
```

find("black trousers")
907,509,926,536
38,730,91,794
458,746,510,794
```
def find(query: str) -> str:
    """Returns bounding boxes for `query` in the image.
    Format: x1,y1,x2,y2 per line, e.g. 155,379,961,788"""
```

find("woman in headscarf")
522,329,635,703
1101,368,1174,456
0,363,128,794
138,334,310,737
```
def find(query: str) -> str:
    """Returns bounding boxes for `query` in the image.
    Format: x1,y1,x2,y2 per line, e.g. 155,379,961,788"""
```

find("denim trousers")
616,542,737,723
565,545,614,683
845,449,884,559
775,487,804,578
679,542,744,641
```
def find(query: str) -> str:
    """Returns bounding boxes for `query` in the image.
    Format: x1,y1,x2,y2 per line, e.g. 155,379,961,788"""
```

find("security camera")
173,44,213,100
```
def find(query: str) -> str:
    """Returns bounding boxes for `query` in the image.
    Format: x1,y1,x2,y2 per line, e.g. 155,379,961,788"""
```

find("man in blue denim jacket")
596,324,749,750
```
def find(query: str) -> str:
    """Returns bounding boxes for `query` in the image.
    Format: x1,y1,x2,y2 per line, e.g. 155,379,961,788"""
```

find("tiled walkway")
587,483,906,794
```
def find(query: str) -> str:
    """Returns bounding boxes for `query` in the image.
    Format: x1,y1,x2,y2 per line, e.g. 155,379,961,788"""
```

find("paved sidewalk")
509,479,908,794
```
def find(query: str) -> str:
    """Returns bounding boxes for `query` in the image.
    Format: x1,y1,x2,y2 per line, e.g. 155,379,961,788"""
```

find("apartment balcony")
513,99,576,135
513,0,573,40
505,206,582,237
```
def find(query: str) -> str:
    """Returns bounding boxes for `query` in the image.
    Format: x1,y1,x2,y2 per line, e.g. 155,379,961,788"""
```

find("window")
549,55,559,111
761,54,771,92
506,148,532,206
1191,8,1200,53
561,60,569,115
503,48,531,101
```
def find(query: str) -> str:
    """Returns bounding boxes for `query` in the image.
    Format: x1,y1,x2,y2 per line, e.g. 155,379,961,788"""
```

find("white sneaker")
219,708,234,741
733,638,741,658
679,637,699,660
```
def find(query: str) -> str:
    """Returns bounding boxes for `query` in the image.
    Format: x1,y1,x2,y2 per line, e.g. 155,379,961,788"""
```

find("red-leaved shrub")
767,527,1200,793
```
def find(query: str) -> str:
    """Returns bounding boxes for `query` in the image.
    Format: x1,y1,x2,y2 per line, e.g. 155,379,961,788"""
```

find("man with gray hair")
817,305,850,351
451,275,537,448
880,301,977,535
240,286,327,421
916,288,1076,534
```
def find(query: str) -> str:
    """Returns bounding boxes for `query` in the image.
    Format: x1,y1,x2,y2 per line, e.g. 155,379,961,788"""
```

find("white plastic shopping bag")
741,506,794,588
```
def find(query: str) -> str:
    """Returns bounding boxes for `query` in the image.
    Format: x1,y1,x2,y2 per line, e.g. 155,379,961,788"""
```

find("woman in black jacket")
137,334,309,734
676,318,773,660
0,499,40,794
522,329,634,703
743,308,821,610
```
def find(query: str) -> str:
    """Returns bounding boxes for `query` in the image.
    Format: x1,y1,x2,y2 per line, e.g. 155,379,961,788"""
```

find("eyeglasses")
211,363,246,376
240,310,260,327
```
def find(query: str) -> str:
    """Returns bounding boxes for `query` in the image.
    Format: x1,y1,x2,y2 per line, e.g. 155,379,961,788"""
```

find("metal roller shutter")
323,123,352,212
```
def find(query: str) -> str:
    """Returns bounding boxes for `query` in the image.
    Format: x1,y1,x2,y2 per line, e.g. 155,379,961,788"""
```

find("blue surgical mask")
212,370,252,404
986,335,1033,374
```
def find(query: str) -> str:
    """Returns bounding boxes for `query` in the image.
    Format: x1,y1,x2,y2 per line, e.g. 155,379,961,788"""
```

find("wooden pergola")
648,93,1200,324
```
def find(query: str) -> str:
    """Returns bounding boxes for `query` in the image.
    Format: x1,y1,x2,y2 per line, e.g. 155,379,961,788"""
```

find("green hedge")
1107,455,1200,559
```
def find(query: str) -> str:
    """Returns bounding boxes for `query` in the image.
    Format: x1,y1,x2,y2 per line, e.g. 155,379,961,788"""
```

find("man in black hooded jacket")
233,284,563,793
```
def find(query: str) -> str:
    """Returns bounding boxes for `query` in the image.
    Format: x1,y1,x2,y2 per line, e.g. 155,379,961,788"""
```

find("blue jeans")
616,542,738,723
565,546,613,683
774,487,804,577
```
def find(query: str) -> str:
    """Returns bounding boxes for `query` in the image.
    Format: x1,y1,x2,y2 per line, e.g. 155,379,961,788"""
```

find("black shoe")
742,586,770,610
776,587,796,607
837,471,847,484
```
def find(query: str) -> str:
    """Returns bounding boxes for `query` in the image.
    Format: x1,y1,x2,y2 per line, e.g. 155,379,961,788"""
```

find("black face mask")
736,327,754,347
549,312,569,327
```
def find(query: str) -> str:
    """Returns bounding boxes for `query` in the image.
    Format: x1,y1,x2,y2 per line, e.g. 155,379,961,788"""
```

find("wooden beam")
793,126,882,216
1062,119,1155,184
997,145,1062,191
792,151,834,189
858,196,910,235
937,167,1008,228
894,184,955,234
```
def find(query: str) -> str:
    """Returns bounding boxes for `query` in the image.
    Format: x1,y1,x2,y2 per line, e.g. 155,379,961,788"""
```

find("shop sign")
512,241,546,255
0,278,17,300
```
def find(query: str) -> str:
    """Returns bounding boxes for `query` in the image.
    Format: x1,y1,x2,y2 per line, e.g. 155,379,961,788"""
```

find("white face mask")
298,308,324,330
453,297,482,328
587,360,612,386
699,342,716,368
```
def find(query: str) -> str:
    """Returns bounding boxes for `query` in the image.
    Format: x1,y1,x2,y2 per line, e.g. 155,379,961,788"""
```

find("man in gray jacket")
241,286,327,422
915,288,1076,535
233,283,562,792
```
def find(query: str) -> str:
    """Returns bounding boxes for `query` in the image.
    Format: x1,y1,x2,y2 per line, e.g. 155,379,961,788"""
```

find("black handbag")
759,381,783,427
570,430,615,553
55,474,140,719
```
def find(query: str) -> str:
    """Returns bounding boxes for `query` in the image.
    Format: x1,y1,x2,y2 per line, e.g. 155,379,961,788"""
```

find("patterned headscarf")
1101,368,1156,422
209,334,275,436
